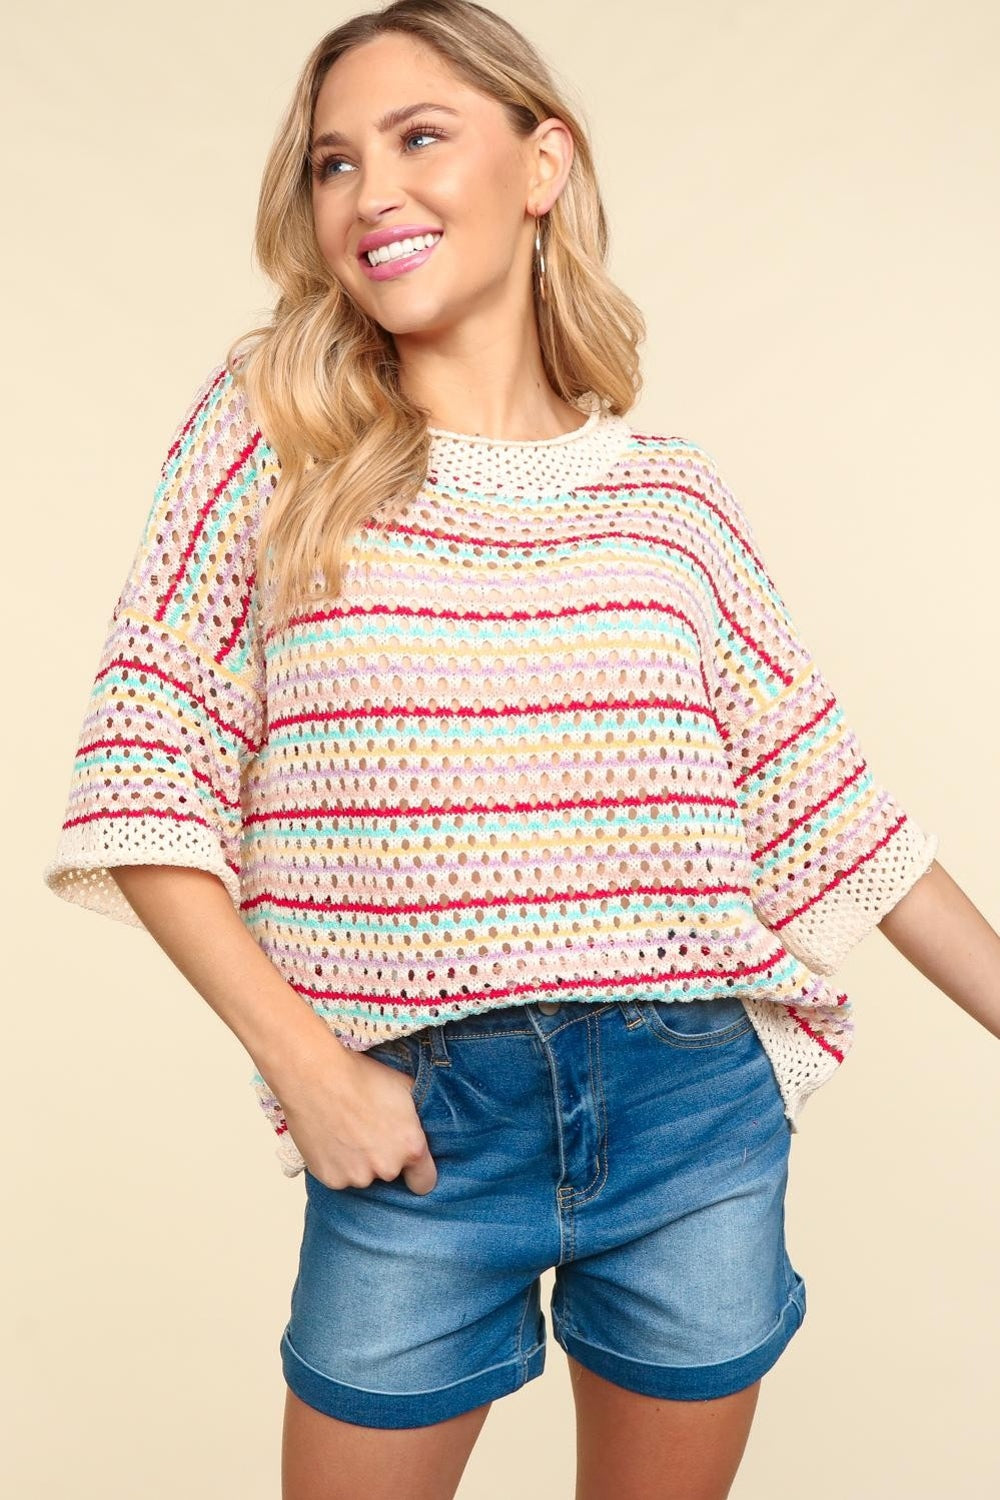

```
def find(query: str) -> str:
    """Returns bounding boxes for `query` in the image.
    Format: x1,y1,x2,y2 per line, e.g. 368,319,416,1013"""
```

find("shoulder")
134,356,274,577
158,355,278,506
159,357,264,470
618,430,774,596
616,427,745,522
616,425,727,489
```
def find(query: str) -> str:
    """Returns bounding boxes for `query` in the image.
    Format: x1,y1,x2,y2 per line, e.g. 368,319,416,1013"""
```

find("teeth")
366,232,441,266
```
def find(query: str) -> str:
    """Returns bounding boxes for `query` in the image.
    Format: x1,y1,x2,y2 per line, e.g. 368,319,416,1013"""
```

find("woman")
43,3,1000,1497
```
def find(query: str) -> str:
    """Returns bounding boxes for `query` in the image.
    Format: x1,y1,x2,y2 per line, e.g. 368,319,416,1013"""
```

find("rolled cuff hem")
772,826,938,976
42,820,241,927
280,1324,546,1429
550,1270,807,1401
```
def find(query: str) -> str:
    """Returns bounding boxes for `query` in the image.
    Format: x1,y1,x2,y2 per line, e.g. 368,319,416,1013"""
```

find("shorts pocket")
366,1033,435,1114
638,995,754,1049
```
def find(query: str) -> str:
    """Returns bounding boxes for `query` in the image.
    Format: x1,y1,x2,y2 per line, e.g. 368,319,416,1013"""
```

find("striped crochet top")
43,360,938,1177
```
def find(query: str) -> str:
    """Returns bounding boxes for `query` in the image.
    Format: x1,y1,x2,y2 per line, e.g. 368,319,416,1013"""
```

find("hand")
274,1041,438,1195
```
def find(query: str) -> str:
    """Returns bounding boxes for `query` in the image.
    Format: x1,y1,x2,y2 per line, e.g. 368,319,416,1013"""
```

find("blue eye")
312,123,447,182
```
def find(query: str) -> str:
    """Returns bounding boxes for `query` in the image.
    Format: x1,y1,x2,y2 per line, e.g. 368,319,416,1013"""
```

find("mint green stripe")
166,467,258,629
290,957,805,1022
153,372,231,504
268,608,700,660
667,491,778,599
94,666,247,742
242,889,755,938
243,801,741,844
753,772,878,878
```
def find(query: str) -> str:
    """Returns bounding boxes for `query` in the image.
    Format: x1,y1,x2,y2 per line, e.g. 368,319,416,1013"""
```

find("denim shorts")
279,994,807,1429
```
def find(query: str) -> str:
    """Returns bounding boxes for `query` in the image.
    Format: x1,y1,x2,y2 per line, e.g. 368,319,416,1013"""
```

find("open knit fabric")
43,361,938,1177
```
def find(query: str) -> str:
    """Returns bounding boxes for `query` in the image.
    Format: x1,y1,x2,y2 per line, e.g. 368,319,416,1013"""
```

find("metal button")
537,1000,561,1015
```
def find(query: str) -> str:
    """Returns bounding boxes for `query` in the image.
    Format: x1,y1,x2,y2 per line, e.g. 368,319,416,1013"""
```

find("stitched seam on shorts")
515,1284,535,1371
411,1042,434,1109
558,1191,576,1262
551,1276,805,1372
282,1325,538,1397
441,1028,535,1040
551,1267,585,1340
430,1002,617,1043
565,1015,610,1205
643,1013,754,1049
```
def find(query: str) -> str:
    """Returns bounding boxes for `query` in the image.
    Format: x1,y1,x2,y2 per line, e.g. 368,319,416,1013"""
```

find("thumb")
403,1133,438,1195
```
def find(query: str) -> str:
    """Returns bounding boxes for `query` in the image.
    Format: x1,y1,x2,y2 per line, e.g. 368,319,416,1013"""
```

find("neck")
394,301,575,441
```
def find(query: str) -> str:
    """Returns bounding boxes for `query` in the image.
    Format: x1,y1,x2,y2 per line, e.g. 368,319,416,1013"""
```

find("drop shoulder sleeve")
692,444,938,975
42,361,267,929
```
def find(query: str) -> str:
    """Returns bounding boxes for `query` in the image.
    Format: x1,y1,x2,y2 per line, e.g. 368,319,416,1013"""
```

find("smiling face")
309,32,555,340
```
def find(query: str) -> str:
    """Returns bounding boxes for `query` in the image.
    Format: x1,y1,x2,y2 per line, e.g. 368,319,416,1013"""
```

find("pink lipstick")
357,227,443,282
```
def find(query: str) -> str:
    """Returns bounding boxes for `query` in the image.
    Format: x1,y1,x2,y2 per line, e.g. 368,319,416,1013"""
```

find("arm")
110,864,438,1193
43,362,419,1182
691,442,938,975
878,859,1000,1039
108,864,357,1095
43,361,266,926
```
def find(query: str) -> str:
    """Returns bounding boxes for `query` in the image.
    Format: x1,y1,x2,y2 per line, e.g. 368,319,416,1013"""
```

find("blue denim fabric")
280,995,806,1428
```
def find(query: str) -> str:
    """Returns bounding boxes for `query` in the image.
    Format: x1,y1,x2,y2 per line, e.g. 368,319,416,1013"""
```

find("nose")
352,157,408,225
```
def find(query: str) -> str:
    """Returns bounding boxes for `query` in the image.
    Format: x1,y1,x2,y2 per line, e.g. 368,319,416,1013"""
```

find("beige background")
6,2,999,1495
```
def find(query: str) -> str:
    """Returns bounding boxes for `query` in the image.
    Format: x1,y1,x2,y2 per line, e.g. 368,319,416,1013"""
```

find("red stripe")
771,815,911,929
276,594,702,640
157,432,262,619
380,471,776,593
271,948,796,1011
75,734,243,811
267,693,721,733
240,878,754,918
162,366,229,468
59,807,240,878
748,762,869,860
244,788,738,826
96,653,260,752
785,1003,847,1063
733,688,836,787
274,534,791,687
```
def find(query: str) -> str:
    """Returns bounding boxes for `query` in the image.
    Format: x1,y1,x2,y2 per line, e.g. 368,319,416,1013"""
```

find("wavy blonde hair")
226,0,646,627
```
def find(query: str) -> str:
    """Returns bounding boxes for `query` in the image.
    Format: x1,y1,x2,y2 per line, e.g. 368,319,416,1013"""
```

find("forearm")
877,858,1000,1039
109,865,353,1091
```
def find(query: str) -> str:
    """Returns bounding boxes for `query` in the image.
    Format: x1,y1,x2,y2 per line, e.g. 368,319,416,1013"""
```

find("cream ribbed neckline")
425,392,633,497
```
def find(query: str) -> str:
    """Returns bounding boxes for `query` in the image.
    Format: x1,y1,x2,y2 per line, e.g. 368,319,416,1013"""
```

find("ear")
525,115,574,215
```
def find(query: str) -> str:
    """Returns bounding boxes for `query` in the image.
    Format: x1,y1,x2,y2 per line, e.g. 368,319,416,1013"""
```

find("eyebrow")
309,102,461,153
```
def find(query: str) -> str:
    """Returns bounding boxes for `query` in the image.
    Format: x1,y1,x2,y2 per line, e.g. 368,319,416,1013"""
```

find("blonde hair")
226,0,646,627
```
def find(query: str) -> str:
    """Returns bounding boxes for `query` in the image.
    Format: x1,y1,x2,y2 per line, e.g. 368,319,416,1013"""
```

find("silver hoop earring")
534,215,548,305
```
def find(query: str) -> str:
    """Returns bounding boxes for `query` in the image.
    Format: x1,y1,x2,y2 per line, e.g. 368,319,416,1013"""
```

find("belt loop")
425,1024,451,1064
618,998,646,1030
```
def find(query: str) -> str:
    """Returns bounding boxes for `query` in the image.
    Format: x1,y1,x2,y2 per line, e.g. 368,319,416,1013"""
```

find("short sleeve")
693,445,938,975
42,361,267,929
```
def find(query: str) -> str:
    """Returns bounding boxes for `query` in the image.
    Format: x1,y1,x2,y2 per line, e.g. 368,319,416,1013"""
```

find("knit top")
43,361,938,1177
